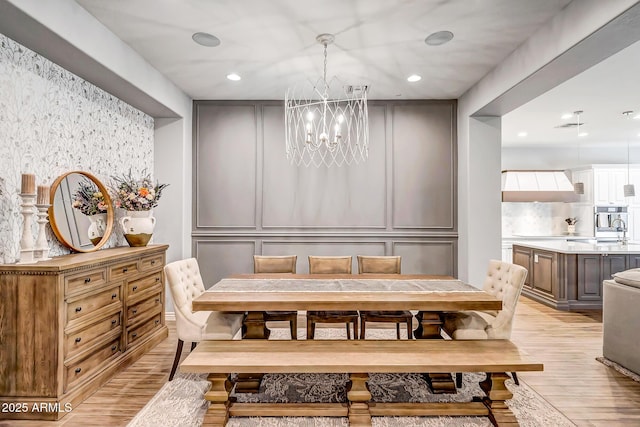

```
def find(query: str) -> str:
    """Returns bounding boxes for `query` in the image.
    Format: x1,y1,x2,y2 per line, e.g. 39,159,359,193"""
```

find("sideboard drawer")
127,292,162,325
127,272,162,299
65,268,107,296
64,338,121,392
66,286,121,323
140,253,164,272
127,313,162,346
65,312,122,359
109,260,139,282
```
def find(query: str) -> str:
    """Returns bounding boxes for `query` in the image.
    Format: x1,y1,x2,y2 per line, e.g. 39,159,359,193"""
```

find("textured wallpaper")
0,33,154,262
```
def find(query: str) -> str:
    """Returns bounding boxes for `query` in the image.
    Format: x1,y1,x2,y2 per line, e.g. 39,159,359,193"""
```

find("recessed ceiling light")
561,113,573,120
226,73,241,81
578,132,589,137
407,74,422,82
192,32,220,47
517,131,527,137
425,31,454,46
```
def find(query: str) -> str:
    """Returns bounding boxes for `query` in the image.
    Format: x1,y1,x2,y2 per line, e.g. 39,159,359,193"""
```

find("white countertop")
511,240,640,254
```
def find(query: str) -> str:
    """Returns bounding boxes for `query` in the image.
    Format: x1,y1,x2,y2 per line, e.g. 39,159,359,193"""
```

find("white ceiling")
73,0,640,147
502,38,640,148
74,0,572,101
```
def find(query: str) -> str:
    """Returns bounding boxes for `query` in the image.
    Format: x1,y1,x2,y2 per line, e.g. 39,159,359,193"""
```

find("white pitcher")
120,210,156,247
87,213,107,246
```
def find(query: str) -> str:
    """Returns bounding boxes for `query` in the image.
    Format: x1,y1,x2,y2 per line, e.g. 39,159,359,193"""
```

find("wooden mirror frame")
48,171,115,253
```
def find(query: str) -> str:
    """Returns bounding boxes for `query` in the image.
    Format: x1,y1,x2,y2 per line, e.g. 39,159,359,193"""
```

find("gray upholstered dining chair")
306,255,360,339
441,259,528,387
357,255,413,339
164,258,244,381
253,255,298,339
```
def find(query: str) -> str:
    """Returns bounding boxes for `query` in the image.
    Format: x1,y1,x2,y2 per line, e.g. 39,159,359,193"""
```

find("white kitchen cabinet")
593,168,627,205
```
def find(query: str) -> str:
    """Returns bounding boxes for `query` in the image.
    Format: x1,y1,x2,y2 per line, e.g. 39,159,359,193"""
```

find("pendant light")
623,111,635,197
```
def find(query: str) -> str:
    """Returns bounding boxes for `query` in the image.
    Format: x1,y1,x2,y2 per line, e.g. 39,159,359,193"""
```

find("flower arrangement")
72,178,108,216
565,217,578,225
111,170,168,211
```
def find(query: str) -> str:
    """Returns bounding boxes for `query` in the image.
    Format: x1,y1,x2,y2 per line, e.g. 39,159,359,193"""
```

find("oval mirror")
48,171,114,253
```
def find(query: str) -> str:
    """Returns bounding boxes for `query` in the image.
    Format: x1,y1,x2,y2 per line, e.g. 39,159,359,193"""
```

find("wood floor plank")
2,296,639,426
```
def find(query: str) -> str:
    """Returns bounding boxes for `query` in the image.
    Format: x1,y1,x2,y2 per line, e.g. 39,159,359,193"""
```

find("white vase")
120,210,156,247
567,224,576,234
87,213,107,246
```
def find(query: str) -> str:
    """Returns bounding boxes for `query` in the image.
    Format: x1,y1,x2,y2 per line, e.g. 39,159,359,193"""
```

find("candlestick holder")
34,204,52,261
17,193,36,264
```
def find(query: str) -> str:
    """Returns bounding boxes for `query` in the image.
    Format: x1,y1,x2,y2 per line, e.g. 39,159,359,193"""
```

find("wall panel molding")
193,100,458,279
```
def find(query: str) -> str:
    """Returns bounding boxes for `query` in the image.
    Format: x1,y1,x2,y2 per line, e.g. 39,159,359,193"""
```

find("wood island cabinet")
513,244,632,310
0,245,168,420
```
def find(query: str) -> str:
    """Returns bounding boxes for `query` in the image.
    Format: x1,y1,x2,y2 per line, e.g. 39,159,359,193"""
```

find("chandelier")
285,33,369,167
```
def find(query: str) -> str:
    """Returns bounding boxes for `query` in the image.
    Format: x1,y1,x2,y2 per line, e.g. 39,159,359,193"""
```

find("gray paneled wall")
193,100,457,287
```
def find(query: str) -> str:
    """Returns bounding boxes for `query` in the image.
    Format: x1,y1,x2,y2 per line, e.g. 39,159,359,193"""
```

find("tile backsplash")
0,33,154,262
502,202,591,237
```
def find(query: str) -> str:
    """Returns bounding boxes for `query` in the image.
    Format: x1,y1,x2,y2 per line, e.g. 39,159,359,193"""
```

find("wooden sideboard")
0,245,169,420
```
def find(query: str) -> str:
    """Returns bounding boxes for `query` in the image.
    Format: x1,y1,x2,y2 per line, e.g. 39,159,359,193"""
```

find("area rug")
128,328,575,427
596,356,640,383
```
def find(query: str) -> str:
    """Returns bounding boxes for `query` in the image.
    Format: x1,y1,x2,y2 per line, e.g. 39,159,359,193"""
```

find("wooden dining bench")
180,339,543,427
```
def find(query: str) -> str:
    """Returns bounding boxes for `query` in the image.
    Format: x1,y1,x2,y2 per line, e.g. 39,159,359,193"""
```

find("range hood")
501,170,579,203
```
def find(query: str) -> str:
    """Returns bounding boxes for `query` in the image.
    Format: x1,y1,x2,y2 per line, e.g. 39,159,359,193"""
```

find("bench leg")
202,373,232,427
347,373,372,427
479,372,519,426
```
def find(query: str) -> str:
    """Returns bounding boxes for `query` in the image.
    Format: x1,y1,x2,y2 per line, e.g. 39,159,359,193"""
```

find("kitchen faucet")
611,217,628,245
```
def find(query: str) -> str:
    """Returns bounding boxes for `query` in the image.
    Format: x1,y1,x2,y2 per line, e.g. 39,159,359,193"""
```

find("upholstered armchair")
165,258,244,381
441,259,528,387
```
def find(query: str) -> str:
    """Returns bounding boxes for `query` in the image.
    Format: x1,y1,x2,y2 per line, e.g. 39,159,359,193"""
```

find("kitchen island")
512,241,640,310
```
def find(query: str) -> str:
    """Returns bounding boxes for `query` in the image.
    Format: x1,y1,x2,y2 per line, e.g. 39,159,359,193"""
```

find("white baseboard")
165,311,175,321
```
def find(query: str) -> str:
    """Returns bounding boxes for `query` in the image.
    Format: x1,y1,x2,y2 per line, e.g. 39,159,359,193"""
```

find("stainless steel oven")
594,206,628,240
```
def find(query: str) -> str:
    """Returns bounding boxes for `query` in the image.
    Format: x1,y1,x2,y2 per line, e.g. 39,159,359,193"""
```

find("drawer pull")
75,337,82,343
155,277,160,282
132,333,138,338
155,319,160,325
123,267,128,273
84,277,91,283
111,319,117,326
75,368,82,374
151,260,156,265
75,307,82,313
132,286,138,291
132,309,138,315
111,345,117,351
111,293,118,299
155,298,160,304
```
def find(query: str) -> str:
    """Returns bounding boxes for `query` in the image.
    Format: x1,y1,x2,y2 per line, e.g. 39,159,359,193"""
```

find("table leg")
243,311,270,339
479,373,518,426
347,373,372,427
202,373,232,427
413,311,443,339
235,311,269,393
415,311,457,394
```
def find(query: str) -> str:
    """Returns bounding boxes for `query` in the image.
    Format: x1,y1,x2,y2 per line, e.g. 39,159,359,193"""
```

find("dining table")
191,273,502,394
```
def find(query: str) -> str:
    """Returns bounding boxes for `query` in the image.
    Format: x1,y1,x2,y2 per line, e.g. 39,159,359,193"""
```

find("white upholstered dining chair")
441,259,528,387
165,258,244,381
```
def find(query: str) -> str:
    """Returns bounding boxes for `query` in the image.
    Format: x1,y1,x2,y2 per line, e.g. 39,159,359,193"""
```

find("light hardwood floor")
2,297,639,427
